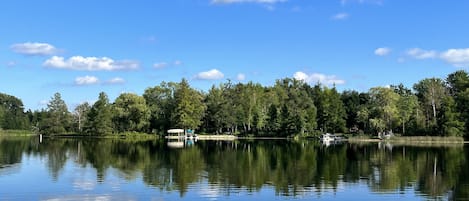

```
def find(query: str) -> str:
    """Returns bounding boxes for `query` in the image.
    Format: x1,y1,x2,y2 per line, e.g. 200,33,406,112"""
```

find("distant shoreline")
348,136,466,145
1,130,468,144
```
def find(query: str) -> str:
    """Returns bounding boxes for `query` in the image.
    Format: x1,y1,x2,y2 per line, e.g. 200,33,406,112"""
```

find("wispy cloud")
403,47,469,67
406,48,437,59
153,60,182,69
211,0,286,4
105,77,126,84
293,71,345,85
75,75,99,85
195,69,224,80
74,76,125,86
44,56,139,71
332,12,349,20
153,62,168,69
374,47,391,56
10,42,59,56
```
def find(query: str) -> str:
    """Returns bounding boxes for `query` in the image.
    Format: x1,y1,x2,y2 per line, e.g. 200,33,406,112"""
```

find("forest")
1,70,469,138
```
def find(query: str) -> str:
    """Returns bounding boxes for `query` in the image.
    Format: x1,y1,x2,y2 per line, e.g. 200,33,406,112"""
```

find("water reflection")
0,137,467,200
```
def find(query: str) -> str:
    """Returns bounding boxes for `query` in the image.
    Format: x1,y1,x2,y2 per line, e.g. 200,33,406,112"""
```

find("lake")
0,137,467,200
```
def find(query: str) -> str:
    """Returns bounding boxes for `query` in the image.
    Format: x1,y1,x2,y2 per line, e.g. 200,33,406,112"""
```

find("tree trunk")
402,121,405,135
431,87,437,122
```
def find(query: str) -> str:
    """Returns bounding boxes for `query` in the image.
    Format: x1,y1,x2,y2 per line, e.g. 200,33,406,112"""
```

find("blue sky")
1,0,469,110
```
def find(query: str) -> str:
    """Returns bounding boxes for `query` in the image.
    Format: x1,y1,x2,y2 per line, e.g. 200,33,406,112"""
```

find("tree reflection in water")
0,137,467,200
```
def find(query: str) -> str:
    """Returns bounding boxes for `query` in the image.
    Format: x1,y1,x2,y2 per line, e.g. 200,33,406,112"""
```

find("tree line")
2,70,469,137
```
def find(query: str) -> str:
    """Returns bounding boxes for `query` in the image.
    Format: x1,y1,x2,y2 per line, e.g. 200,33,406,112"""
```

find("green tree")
205,84,228,134
446,70,469,137
392,84,418,135
85,92,113,135
413,78,447,130
143,81,178,134
0,93,29,130
312,84,346,133
341,90,361,132
274,79,317,136
112,93,151,132
236,82,267,134
172,79,206,130
438,96,465,136
40,92,71,135
357,106,370,133
368,87,399,133
446,70,469,95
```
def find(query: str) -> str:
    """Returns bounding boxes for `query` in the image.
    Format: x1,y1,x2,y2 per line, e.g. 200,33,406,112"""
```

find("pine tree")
40,92,71,135
85,92,113,135
172,79,206,130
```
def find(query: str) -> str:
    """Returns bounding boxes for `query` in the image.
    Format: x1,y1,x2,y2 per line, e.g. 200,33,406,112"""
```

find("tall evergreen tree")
172,79,206,130
40,92,71,135
85,92,113,135
341,90,361,132
446,70,469,137
438,96,465,136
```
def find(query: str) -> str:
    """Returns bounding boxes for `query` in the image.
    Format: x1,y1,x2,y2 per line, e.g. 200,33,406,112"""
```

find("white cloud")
195,69,224,80
10,42,58,56
237,73,246,81
293,71,345,85
332,12,349,20
106,77,125,84
43,56,139,71
440,48,469,67
374,47,391,56
153,62,168,69
153,60,182,69
75,75,99,85
211,0,286,4
406,48,437,59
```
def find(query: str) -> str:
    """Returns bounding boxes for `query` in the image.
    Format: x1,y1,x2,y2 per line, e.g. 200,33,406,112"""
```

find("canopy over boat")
167,129,184,134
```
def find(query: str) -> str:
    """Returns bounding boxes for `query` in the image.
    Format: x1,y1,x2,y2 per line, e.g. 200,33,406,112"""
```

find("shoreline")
2,130,468,144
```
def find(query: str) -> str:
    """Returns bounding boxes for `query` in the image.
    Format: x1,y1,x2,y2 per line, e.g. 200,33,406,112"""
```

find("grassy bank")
49,132,160,139
388,136,464,143
0,129,34,136
348,135,465,144
198,134,237,140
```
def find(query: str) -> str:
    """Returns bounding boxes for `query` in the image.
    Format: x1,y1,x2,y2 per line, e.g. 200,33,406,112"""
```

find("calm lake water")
0,137,468,201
